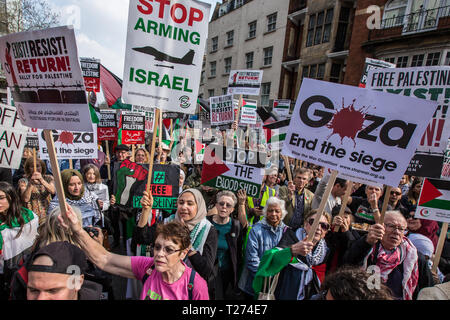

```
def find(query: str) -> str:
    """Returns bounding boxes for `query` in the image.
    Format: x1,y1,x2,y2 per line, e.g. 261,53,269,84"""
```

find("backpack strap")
188,269,196,300
141,264,156,285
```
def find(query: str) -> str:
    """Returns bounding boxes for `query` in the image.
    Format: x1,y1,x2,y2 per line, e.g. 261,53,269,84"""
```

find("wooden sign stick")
105,142,111,181
283,155,293,182
131,144,135,162
379,185,392,224
43,130,67,215
69,159,73,170
307,170,339,242
159,109,163,146
333,181,353,232
432,223,448,273
146,108,160,195
33,148,37,172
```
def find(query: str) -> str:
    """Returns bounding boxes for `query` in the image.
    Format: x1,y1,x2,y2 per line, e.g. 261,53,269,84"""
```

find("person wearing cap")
26,241,102,300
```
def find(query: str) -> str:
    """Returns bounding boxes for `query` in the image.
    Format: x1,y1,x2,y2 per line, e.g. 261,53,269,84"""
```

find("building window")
246,52,254,69
222,87,228,95
226,30,234,46
329,63,342,83
411,54,424,67
317,63,325,80
307,8,333,47
235,0,243,8
263,47,273,66
261,82,271,106
267,13,277,32
323,9,335,43
210,61,216,77
445,52,450,66
382,0,408,27
211,36,218,52
200,71,205,84
208,89,215,98
384,57,396,64
426,52,441,66
397,56,409,68
224,57,232,74
248,21,257,39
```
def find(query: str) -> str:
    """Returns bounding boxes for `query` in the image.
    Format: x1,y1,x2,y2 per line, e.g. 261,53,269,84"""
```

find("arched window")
383,0,408,26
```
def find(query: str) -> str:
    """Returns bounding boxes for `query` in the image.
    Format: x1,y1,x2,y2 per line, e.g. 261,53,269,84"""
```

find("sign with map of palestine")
122,0,210,114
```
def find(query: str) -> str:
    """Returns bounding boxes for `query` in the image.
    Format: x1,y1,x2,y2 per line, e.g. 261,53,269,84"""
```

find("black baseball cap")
28,242,88,275
115,144,130,152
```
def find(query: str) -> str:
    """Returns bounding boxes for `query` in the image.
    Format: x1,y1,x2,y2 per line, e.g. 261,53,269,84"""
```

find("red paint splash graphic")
58,131,74,145
326,98,371,147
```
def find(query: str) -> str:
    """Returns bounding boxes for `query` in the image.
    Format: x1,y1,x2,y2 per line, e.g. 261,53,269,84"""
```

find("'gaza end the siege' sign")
122,0,211,114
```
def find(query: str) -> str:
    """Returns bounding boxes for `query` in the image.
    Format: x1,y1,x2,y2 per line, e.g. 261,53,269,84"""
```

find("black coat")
343,235,435,299
207,216,243,289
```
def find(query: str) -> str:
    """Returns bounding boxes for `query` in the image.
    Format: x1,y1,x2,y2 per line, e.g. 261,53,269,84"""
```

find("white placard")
122,0,211,114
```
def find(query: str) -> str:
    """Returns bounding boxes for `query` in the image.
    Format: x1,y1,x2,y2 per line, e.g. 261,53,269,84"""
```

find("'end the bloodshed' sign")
201,145,266,197
367,66,450,178
122,0,211,114
0,104,28,169
0,26,93,132
120,111,145,144
282,78,437,187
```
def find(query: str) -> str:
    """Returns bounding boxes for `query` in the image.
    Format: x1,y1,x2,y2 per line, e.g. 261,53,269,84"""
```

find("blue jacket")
238,217,286,296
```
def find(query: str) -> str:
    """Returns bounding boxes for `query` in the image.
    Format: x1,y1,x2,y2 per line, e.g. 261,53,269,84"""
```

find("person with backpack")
59,203,209,300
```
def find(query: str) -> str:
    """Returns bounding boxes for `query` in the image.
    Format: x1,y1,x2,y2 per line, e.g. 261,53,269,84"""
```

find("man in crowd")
278,168,314,229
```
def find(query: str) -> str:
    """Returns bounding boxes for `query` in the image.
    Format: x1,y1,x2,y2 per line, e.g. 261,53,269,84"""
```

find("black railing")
379,5,450,34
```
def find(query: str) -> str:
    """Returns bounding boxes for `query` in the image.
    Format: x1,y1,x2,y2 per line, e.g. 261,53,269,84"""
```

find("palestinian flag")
100,64,132,110
417,178,450,222
161,118,182,154
263,118,290,151
195,140,205,162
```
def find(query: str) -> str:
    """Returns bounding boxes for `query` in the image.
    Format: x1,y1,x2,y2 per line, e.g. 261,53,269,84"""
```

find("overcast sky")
49,0,220,78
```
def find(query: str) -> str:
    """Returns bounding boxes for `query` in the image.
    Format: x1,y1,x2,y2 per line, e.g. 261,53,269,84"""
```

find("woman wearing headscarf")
47,169,102,228
140,188,218,298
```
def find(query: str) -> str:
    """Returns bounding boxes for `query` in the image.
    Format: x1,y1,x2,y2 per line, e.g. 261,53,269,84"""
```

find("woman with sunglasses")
139,189,218,299
207,191,244,300
253,209,332,300
59,204,209,300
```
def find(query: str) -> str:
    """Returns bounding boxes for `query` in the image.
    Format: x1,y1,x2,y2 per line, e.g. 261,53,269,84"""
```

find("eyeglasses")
385,223,407,233
406,215,418,220
390,191,402,196
153,244,183,256
308,218,330,231
218,202,234,209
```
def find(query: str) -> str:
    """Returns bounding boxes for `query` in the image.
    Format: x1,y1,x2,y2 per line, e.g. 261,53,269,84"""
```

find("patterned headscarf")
61,169,85,201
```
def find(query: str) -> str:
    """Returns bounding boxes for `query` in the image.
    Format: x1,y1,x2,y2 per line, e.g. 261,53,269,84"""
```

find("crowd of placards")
0,1,449,301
